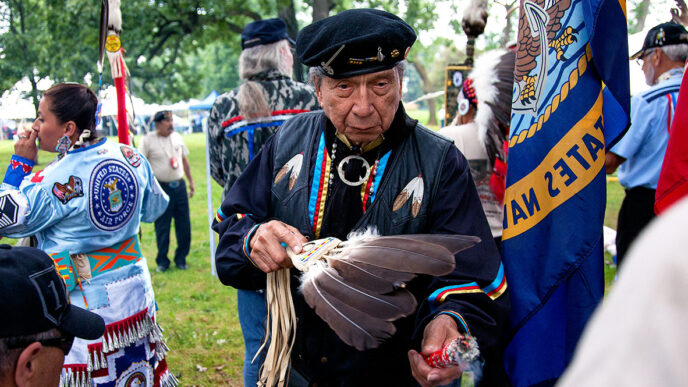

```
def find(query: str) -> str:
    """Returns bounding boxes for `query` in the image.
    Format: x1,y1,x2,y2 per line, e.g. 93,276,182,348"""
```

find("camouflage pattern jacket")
207,69,320,198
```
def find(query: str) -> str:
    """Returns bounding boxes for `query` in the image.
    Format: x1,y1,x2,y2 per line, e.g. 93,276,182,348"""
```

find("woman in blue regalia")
0,83,177,386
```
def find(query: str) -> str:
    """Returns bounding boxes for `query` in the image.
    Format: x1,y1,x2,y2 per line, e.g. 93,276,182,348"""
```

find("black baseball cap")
296,9,416,79
241,18,293,50
153,110,172,122
0,245,104,340
630,22,688,60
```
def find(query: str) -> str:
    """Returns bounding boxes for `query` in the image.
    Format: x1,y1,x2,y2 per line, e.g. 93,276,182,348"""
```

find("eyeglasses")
635,49,655,66
7,335,75,356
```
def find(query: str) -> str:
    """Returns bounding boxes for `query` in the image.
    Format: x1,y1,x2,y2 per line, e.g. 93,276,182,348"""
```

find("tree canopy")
0,0,668,115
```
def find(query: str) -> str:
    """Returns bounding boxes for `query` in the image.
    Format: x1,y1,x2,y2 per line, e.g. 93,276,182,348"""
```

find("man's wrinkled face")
315,68,403,146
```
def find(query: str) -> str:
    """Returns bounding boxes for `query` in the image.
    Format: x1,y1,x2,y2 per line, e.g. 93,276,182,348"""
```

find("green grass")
0,134,624,385
133,134,244,386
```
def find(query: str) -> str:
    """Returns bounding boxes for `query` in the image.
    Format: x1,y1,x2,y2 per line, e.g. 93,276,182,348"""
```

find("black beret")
296,9,416,79
242,18,294,50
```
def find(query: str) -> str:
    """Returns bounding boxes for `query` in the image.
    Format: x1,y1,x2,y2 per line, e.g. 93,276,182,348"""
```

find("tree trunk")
278,0,304,82
29,74,39,115
500,1,519,48
312,0,333,22
411,61,437,127
635,0,651,32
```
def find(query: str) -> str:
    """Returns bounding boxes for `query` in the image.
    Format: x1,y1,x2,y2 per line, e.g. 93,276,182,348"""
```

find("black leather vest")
270,111,452,238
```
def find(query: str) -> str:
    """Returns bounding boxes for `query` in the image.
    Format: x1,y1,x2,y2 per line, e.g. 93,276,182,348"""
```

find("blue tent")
189,90,219,110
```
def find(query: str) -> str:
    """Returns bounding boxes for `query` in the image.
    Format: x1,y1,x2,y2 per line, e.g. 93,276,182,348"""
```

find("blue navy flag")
503,0,630,385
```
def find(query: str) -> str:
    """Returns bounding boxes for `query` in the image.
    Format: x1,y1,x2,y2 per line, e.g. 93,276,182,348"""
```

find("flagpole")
205,124,217,276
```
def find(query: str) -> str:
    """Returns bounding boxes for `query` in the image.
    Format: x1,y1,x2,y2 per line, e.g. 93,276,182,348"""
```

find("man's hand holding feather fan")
249,220,306,273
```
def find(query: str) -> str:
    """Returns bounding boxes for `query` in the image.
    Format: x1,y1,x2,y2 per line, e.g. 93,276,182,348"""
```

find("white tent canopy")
0,98,36,120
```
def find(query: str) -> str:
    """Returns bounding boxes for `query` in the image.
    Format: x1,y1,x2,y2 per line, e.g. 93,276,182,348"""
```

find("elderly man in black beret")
213,9,508,386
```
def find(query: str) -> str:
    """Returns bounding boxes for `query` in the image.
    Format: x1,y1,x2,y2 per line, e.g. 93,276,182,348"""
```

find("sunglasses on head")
7,334,75,356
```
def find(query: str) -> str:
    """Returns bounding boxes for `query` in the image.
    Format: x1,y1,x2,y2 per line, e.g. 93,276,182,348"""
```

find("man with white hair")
207,18,319,386
606,22,688,267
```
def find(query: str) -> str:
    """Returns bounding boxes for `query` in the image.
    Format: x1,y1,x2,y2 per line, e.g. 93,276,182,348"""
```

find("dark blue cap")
241,18,293,50
0,245,105,339
296,9,416,79
630,22,688,59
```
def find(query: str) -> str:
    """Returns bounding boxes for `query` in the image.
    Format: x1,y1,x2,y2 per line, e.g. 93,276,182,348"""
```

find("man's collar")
655,67,684,84
334,131,384,153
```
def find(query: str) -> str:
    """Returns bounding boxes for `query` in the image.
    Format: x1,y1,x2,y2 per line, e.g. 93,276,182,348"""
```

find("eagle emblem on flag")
513,0,577,115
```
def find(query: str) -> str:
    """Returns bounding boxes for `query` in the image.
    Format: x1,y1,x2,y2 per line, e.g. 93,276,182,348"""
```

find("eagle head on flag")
502,0,630,385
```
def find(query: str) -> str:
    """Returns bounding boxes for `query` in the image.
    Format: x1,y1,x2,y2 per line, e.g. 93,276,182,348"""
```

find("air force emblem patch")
89,160,139,231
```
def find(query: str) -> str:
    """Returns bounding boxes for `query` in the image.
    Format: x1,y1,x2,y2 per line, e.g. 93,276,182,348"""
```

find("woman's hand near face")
14,129,38,161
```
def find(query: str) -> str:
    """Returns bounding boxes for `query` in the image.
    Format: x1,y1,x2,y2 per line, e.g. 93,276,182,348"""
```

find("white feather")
108,0,122,31
299,262,326,291
469,49,509,147
411,177,424,203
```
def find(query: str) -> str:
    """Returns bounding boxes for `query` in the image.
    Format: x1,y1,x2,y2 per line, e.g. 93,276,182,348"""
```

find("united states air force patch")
89,160,139,231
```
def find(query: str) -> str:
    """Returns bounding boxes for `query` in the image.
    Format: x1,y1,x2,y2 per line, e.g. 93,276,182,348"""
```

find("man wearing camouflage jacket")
207,19,320,199
206,18,319,386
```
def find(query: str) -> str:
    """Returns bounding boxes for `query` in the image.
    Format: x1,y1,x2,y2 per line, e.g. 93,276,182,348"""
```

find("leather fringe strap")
257,269,297,387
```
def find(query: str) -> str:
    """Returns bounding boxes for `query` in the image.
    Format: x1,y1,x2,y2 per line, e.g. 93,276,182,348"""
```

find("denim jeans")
155,179,191,268
238,289,267,386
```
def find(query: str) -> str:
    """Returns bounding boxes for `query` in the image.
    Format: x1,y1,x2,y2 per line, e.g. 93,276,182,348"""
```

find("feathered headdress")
469,49,515,171
258,229,480,386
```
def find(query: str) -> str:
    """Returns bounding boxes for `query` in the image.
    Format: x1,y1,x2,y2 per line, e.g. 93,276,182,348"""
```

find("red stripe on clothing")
221,109,311,128
486,275,507,298
361,164,377,214
667,94,673,133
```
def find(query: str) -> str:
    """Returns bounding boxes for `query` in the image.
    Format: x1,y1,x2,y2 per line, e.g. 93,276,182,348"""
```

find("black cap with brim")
296,9,416,79
0,245,105,340
241,18,293,50
60,305,106,340
630,22,688,59
153,110,172,122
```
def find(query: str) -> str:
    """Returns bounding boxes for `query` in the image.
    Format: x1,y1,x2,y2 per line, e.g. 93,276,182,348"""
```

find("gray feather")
345,237,457,275
299,233,481,351
329,258,417,293
313,267,417,319
301,273,395,350
401,234,481,255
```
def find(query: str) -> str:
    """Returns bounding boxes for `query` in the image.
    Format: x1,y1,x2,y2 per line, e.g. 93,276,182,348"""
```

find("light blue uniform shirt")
0,138,169,254
611,68,683,189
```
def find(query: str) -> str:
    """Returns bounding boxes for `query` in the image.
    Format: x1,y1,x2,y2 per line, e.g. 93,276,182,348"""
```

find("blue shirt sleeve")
611,94,653,160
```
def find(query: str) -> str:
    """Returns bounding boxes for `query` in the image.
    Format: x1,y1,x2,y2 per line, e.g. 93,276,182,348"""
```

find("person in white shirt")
139,110,194,271
439,49,515,251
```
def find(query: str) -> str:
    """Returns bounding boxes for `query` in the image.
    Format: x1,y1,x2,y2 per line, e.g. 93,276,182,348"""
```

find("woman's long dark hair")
43,83,99,146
